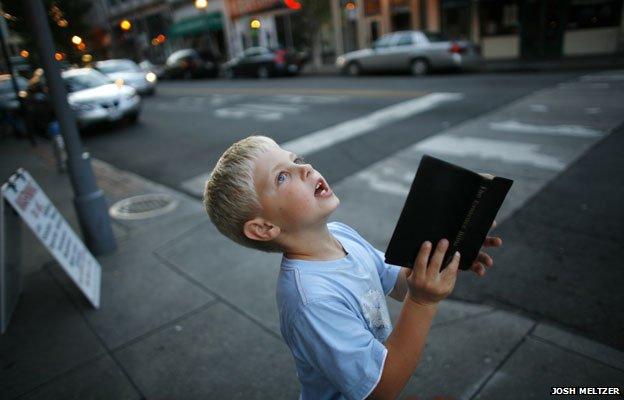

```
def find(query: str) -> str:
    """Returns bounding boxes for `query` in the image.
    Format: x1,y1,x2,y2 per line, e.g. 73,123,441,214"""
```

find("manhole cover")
109,193,178,220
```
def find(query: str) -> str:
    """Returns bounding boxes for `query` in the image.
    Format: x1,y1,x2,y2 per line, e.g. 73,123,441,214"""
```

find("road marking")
283,93,463,156
158,86,427,98
416,135,565,171
489,120,604,138
215,103,305,121
180,92,462,197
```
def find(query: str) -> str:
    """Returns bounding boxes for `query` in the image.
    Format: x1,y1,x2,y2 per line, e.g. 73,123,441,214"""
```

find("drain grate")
109,193,178,220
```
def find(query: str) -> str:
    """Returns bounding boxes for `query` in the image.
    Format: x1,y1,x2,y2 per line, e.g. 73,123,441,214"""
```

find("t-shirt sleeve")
290,300,387,400
370,247,401,295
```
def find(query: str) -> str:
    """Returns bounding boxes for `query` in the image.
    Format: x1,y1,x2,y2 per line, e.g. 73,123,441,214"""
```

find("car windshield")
0,77,27,95
97,60,141,73
62,70,112,92
423,32,449,42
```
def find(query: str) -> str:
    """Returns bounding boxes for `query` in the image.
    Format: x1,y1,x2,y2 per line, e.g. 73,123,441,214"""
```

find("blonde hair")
203,135,282,252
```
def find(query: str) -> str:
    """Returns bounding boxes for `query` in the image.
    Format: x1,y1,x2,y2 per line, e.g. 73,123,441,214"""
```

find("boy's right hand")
405,239,460,306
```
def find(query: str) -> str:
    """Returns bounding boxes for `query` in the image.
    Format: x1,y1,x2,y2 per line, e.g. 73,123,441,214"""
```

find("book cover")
384,155,513,270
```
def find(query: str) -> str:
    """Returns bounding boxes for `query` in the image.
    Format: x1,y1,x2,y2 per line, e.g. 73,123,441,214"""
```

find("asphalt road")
81,70,584,195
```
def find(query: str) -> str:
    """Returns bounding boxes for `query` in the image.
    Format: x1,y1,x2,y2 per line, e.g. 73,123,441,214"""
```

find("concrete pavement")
1,71,623,399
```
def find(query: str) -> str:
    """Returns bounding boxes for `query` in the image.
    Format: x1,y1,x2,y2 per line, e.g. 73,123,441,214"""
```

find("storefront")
168,11,226,60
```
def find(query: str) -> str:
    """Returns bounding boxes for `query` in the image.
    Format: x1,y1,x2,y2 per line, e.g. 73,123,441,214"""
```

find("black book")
385,155,513,270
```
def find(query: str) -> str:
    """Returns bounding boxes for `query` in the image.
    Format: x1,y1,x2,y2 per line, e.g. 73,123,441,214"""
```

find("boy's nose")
299,164,312,180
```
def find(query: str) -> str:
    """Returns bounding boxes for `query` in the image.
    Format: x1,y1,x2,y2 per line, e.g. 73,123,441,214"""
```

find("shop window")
480,0,519,36
566,0,623,29
442,4,471,40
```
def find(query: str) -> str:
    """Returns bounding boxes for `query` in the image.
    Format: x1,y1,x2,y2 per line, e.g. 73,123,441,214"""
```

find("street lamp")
71,35,82,45
195,0,208,9
120,19,132,31
250,19,261,29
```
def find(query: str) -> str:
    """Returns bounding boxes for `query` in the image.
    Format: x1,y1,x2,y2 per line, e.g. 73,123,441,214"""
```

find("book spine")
444,183,489,267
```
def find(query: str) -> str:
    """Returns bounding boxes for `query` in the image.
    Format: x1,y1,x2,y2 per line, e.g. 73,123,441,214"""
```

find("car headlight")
336,56,346,67
114,78,124,87
70,102,95,112
145,72,157,83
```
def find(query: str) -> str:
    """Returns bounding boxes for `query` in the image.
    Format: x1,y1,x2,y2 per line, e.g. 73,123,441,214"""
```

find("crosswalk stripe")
282,93,463,156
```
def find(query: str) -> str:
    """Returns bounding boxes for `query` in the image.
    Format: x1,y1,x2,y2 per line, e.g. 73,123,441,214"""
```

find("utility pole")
23,0,117,255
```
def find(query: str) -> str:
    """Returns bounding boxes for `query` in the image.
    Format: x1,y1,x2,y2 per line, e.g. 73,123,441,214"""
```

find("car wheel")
257,65,269,79
347,62,361,76
410,58,429,76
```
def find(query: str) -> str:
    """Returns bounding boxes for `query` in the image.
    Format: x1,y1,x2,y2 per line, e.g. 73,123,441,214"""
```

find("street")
81,71,582,195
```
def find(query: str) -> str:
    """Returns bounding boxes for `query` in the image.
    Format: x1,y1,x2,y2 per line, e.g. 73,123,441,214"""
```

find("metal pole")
23,0,117,255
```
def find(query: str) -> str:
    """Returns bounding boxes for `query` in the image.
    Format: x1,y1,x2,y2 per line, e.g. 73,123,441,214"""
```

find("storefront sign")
1,169,101,308
228,0,281,19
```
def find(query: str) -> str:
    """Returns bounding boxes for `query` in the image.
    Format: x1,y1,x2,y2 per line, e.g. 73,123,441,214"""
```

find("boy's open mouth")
314,178,332,198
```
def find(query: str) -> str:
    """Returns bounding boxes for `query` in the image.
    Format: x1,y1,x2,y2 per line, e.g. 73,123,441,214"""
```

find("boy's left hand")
470,221,502,277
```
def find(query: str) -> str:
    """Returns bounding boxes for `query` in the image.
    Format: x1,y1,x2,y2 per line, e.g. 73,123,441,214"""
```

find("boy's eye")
293,156,305,165
277,172,287,185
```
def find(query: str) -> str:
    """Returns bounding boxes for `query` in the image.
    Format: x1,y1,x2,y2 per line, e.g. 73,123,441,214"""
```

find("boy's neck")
281,223,347,261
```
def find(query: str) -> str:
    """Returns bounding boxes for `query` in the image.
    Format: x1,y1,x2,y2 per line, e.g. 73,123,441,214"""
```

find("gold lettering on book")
452,185,488,250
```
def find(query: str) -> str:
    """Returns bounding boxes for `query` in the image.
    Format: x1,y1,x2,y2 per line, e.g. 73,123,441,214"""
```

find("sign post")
1,169,101,313
0,190,22,334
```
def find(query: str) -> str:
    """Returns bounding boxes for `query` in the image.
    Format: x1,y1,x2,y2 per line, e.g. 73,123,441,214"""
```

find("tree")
2,0,93,65
290,0,331,69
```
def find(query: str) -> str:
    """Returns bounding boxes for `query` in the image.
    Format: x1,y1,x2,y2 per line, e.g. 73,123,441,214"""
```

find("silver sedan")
336,31,483,76
63,68,141,127
95,59,157,95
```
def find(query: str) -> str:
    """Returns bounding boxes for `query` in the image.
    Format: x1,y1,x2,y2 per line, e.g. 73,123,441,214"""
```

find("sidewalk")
2,75,624,399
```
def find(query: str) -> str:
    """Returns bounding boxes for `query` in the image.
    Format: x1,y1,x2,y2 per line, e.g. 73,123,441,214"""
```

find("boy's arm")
368,239,460,400
389,267,409,301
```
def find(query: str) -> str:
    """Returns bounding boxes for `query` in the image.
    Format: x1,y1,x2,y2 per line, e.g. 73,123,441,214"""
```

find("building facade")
333,0,624,60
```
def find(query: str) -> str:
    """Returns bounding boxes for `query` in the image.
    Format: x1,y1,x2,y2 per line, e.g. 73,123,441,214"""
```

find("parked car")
63,68,141,127
223,47,306,79
164,49,218,79
95,59,157,95
336,31,483,76
139,60,166,80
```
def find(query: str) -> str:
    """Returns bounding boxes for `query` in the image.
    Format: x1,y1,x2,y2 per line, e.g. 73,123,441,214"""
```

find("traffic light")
284,0,302,10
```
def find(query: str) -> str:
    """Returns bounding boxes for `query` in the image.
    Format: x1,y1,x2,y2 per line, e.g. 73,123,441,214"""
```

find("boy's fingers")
442,251,460,282
413,241,431,280
483,236,502,247
476,251,494,267
470,262,486,276
428,238,449,275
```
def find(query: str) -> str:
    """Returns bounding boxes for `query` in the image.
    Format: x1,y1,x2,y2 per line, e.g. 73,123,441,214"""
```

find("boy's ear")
243,218,281,242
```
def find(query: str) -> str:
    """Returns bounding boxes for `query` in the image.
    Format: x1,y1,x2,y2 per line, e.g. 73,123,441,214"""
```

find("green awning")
168,12,223,37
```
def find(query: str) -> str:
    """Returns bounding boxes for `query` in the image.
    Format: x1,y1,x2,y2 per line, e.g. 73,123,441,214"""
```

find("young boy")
204,135,501,400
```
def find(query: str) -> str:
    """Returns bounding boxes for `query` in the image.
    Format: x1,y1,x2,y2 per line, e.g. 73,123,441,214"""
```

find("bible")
384,155,513,270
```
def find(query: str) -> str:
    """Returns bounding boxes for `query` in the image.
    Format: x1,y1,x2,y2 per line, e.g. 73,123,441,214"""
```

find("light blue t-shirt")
276,221,402,400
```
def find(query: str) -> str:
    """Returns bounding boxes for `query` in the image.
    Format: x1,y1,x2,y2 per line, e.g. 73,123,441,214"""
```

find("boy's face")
251,142,339,233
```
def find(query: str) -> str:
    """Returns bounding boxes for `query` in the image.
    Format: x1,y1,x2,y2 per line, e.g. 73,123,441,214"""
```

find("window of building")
566,0,623,30
480,0,519,36
441,0,471,40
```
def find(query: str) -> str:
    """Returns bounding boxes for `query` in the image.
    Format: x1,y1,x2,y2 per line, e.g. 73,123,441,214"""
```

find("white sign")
1,169,101,308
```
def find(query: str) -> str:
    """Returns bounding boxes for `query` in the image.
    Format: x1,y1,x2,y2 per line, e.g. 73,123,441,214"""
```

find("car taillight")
449,43,467,54
275,50,286,64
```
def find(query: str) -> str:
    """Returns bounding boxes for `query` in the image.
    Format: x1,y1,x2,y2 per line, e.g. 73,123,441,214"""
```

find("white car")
95,59,157,95
63,68,141,127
